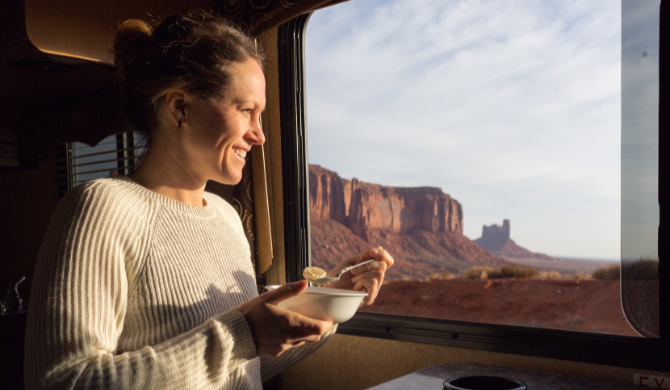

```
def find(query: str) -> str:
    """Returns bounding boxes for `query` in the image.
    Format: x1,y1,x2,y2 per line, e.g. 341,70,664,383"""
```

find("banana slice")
303,266,327,281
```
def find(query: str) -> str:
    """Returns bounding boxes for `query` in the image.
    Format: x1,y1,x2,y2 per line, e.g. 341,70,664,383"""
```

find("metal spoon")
307,259,377,285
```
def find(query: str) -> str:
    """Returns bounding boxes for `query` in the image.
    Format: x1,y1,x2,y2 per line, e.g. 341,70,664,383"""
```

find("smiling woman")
112,14,267,196
22,9,391,390
128,58,267,200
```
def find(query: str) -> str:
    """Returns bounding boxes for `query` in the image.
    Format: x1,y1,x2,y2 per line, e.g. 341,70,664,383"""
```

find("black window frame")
278,5,670,372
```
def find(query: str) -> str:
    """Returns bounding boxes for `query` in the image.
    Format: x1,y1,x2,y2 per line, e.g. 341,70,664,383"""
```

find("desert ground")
359,278,638,336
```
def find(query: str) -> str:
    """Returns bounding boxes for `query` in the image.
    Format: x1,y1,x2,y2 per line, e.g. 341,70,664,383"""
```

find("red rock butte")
473,219,555,262
308,164,505,280
474,219,511,251
309,164,463,236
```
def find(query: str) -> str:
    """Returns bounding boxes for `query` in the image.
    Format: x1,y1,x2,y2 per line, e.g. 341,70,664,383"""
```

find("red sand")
359,279,639,336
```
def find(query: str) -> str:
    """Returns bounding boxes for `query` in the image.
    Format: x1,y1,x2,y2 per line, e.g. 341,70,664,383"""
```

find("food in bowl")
302,266,327,282
265,285,367,323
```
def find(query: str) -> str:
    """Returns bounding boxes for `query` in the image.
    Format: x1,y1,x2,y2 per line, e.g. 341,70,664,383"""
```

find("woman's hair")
113,10,264,138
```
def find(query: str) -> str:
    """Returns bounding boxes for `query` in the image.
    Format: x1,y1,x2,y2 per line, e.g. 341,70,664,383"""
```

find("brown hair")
113,10,264,138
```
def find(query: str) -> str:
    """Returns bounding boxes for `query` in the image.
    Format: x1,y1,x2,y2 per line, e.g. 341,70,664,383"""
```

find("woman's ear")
164,90,188,129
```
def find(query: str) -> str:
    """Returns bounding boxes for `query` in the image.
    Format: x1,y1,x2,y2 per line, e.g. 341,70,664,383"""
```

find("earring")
178,120,182,129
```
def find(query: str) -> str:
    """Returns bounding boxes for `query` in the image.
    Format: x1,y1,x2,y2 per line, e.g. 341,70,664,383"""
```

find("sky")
304,0,658,260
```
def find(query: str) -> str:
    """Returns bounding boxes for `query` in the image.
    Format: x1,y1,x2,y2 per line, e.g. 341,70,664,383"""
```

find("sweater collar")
114,175,216,218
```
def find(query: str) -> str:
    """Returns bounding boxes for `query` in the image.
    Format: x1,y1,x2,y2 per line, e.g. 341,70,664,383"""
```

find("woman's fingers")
353,276,380,304
269,304,332,337
325,246,393,304
238,288,333,357
350,261,386,277
282,308,332,336
350,248,393,276
263,280,308,305
374,247,394,269
351,269,384,284
329,246,394,279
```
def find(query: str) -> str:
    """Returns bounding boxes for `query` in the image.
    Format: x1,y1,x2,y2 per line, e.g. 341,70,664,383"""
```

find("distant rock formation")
309,164,505,280
309,164,463,236
474,220,554,261
474,219,511,251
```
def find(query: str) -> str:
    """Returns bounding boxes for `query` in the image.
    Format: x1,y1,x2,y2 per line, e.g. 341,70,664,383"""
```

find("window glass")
63,132,144,193
621,0,660,338
305,0,643,336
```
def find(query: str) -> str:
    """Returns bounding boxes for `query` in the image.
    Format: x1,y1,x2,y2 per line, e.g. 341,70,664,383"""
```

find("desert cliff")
309,165,504,280
310,164,463,236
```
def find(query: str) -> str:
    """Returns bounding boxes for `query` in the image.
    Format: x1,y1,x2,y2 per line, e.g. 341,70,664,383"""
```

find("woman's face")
183,58,266,185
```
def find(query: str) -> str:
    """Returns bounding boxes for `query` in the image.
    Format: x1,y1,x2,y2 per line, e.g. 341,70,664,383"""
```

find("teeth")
234,149,247,159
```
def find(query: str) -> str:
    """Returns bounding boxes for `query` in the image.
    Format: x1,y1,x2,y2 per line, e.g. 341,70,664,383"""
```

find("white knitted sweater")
24,176,335,389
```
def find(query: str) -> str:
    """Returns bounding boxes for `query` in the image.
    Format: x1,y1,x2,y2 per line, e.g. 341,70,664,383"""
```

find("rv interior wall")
24,0,212,63
0,160,56,298
0,110,52,298
280,334,670,390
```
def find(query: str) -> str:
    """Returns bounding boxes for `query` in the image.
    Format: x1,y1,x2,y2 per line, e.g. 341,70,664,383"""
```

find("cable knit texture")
25,176,335,389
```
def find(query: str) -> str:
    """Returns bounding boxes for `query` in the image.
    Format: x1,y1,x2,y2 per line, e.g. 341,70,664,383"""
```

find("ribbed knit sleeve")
24,180,258,390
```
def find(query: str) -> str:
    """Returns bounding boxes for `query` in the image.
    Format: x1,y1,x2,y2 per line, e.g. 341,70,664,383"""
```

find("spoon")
308,259,377,285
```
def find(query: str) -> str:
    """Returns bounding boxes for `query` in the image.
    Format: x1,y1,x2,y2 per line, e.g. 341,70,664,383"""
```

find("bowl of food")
265,285,368,323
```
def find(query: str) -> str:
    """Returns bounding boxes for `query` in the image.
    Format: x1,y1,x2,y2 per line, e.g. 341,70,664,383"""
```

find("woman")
24,10,393,390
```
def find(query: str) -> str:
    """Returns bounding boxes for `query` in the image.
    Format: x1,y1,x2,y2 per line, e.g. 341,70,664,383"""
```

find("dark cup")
443,375,527,390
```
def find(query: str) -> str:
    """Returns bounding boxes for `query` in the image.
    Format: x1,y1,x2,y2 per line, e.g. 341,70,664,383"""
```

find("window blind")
55,131,145,198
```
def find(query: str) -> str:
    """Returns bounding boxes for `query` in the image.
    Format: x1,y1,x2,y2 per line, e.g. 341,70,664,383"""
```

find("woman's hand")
326,246,394,305
237,280,333,357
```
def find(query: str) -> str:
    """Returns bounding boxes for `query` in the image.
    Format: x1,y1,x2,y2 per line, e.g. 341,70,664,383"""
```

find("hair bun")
113,19,153,78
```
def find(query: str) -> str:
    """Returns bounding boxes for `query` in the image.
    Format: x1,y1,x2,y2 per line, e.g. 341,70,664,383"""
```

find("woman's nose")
254,128,266,145
249,118,266,145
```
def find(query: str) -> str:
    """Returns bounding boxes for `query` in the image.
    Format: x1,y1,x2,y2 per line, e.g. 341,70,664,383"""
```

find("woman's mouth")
233,148,247,160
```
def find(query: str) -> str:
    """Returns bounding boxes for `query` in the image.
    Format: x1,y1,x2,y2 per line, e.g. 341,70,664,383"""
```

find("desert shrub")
622,258,659,280
488,265,538,279
462,266,495,280
538,270,562,280
592,264,620,280
429,272,442,280
442,271,457,280
573,271,592,280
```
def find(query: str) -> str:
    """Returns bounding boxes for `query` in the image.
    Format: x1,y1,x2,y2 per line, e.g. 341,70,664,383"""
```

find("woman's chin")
212,171,242,186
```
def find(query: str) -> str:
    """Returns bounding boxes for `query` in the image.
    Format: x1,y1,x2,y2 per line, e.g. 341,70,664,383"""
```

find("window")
56,132,144,197
306,0,634,336
621,0,661,338
277,0,668,371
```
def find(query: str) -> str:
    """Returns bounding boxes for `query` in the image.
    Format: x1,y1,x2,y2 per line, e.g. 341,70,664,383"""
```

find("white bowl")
265,285,368,323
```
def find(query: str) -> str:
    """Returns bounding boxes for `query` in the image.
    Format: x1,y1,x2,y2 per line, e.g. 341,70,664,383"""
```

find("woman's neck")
129,146,208,208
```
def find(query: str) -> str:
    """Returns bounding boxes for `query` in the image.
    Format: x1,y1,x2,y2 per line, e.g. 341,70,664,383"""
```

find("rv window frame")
277,6,670,372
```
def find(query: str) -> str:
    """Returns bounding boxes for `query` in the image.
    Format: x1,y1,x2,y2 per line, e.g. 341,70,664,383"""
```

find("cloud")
305,0,655,259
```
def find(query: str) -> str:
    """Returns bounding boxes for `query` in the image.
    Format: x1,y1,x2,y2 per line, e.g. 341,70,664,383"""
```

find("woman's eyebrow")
232,99,263,108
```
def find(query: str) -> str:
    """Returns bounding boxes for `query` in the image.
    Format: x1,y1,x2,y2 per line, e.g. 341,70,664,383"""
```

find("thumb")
265,280,308,305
